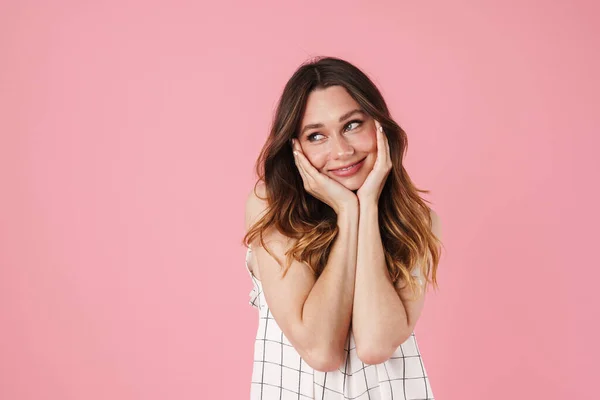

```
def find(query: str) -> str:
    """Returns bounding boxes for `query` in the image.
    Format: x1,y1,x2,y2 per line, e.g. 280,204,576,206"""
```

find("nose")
330,135,355,158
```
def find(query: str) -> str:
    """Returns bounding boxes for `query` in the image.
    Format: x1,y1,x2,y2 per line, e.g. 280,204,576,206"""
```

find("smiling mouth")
329,158,366,171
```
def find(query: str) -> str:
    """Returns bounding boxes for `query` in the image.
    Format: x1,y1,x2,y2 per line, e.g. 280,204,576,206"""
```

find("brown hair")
242,56,442,298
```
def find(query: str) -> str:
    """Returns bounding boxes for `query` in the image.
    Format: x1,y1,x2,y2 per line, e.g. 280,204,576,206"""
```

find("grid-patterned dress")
245,246,435,400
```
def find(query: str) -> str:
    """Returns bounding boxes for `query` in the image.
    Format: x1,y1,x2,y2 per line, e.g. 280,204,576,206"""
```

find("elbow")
289,323,345,371
356,331,412,365
304,347,345,372
357,346,393,365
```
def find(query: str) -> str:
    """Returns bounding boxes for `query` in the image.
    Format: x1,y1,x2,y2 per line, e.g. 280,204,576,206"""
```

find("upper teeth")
338,163,357,171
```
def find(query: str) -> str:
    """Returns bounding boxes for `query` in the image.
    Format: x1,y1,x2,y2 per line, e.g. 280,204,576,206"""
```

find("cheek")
355,130,378,154
303,148,328,169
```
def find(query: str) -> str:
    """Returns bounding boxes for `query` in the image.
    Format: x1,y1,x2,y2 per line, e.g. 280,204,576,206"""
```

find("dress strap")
244,245,255,277
245,245,261,310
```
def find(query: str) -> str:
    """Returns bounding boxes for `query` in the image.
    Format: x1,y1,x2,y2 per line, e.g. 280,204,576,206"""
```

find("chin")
334,176,366,192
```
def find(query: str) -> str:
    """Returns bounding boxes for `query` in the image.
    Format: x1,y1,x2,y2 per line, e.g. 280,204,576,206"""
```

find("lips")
328,157,367,177
330,158,366,171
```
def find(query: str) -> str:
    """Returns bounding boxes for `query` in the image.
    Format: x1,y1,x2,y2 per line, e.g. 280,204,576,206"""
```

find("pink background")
1,1,598,399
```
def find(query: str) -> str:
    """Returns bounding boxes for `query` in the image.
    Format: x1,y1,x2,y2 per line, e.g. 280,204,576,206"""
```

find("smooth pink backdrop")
1,1,598,399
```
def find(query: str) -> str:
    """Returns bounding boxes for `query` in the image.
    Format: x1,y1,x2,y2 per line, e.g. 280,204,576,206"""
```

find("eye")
306,120,363,142
307,133,324,142
344,119,363,131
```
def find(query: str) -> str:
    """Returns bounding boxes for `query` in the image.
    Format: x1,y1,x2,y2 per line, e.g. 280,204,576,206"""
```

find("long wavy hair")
242,56,442,298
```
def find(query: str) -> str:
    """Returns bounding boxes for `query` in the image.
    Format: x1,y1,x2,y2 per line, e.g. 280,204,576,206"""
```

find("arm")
245,185,359,371
352,203,442,364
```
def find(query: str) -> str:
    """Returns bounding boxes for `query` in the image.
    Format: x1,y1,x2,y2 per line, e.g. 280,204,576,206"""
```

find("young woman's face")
297,85,378,191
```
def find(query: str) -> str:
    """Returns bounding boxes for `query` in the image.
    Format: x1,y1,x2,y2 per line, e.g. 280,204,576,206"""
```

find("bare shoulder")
430,208,442,240
246,181,294,253
245,181,268,233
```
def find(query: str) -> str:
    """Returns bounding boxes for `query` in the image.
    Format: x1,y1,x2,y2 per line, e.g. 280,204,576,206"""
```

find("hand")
292,138,357,214
356,120,393,205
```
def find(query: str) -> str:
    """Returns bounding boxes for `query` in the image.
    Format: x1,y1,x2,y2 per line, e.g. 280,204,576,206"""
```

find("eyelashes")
345,120,362,131
307,119,363,142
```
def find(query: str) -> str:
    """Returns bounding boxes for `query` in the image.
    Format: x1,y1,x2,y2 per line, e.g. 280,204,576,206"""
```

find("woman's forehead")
302,86,361,124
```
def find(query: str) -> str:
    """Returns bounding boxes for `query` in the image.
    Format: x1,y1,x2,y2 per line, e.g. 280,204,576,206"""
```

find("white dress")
245,246,435,400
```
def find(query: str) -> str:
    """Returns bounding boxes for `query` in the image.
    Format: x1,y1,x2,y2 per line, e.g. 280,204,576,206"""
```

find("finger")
291,140,307,177
374,120,384,154
294,145,320,180
375,120,384,137
295,151,317,191
380,125,390,164
294,151,310,184
377,122,390,165
373,124,384,169
293,140,329,190
379,126,393,170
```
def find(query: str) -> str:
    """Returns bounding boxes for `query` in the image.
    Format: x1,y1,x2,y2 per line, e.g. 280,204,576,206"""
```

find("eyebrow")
300,109,366,136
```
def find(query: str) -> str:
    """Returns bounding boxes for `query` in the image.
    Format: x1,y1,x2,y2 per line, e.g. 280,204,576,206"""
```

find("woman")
243,56,442,400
